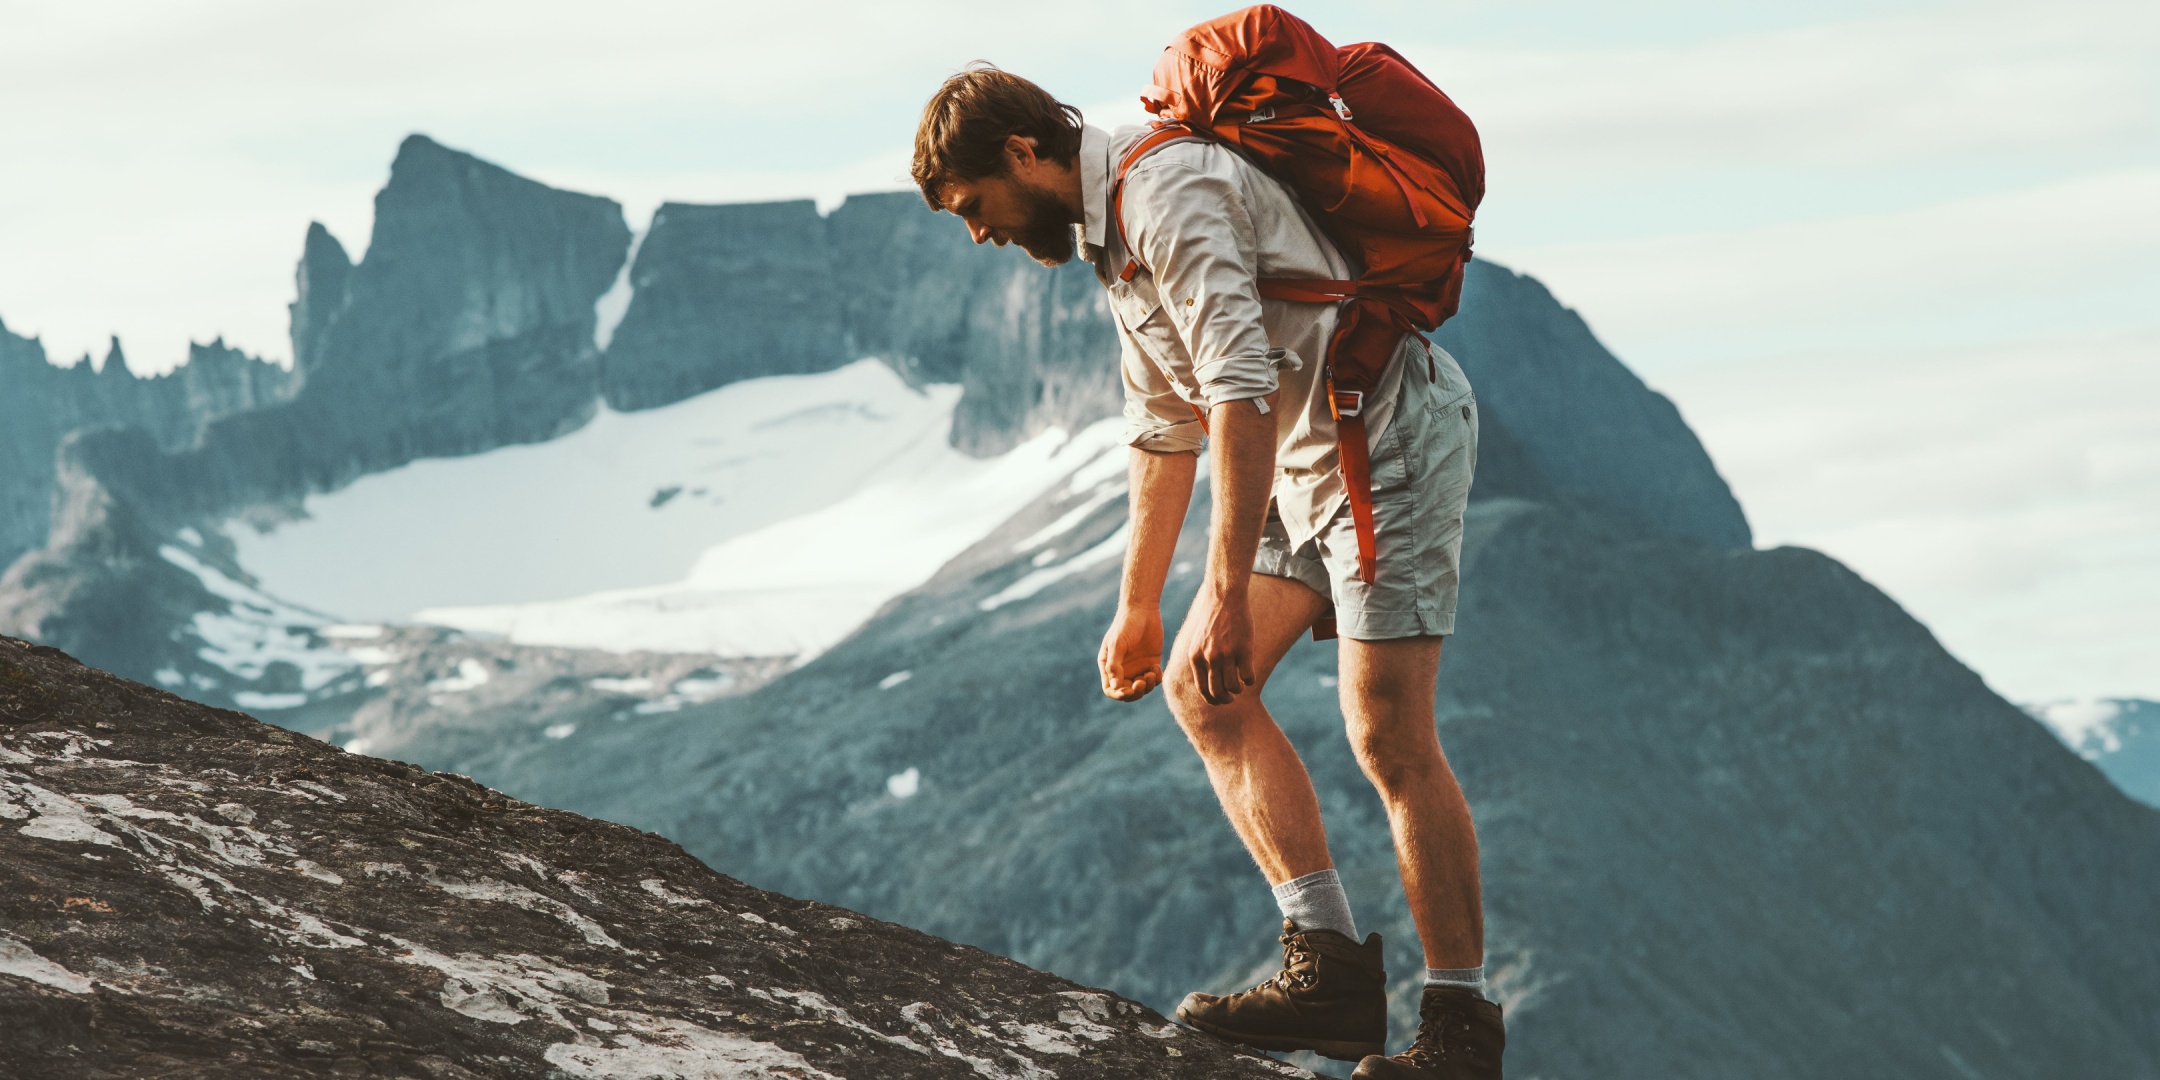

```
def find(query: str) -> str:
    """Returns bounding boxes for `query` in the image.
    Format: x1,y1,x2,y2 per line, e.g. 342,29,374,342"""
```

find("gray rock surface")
0,634,1304,1078
602,200,849,409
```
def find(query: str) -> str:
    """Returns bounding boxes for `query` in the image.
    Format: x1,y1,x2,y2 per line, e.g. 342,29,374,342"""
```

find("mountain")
0,633,1297,1079
415,431,2160,1080
0,326,294,574
2,133,2152,1080
2035,698,2160,808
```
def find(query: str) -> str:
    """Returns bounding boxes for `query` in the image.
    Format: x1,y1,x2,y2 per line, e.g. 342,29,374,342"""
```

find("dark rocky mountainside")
411,452,2160,1078
0,634,1303,1078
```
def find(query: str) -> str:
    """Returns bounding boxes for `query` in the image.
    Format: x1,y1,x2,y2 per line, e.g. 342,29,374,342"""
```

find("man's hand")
1100,605,1166,701
1186,583,1257,705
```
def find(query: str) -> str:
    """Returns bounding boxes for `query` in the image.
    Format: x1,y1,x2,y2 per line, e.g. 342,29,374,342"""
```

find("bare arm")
1100,446,1196,701
1188,397,1277,704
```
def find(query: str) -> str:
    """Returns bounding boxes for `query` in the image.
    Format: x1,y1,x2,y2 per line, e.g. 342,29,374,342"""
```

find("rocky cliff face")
0,325,294,574
0,634,1303,1078
1,136,631,692
96,134,631,521
602,200,849,408
602,190,1123,457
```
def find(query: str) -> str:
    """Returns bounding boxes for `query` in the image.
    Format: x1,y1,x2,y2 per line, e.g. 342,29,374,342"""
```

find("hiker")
910,10,1496,1078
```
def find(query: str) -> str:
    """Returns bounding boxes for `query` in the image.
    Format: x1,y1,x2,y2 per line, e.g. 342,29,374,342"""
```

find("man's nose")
967,220,992,245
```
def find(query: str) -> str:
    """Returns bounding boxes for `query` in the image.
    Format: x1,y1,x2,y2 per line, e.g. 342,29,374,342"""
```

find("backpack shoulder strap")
1109,124,1215,282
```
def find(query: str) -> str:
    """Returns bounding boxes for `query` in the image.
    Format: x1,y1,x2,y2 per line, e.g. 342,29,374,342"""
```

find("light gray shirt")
1076,123,1414,549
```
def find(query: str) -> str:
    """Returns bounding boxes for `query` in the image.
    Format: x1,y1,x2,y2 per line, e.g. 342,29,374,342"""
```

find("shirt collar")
1077,123,1112,255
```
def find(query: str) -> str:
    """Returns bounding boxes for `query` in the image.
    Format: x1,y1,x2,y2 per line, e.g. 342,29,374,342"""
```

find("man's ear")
1004,134,1041,171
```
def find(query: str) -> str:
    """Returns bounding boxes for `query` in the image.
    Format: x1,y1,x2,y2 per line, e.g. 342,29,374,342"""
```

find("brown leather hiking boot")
1175,920,1387,1061
1351,984,1504,1079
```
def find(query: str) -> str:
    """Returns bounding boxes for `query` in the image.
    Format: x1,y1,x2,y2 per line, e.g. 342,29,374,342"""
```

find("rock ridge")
0,633,1302,1078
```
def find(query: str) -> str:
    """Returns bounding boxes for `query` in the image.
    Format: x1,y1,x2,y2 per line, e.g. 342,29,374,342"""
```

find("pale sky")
1,0,2155,702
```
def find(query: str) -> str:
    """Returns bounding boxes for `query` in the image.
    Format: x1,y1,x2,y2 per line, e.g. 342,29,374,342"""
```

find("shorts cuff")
1253,546,1331,600
1336,606,1455,641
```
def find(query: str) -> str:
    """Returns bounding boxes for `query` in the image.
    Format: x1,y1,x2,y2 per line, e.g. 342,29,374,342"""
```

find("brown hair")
912,64,1083,208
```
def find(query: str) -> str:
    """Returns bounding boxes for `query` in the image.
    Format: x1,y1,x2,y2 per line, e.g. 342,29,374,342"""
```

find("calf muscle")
1341,636,1483,969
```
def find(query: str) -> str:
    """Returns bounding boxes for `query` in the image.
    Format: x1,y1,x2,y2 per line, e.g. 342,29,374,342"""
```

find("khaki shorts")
1254,343,1478,640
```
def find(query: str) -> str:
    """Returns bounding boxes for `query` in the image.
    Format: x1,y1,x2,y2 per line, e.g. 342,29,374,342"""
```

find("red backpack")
1113,5,1484,585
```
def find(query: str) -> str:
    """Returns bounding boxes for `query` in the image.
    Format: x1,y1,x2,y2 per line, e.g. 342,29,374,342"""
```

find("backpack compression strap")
1112,124,1391,588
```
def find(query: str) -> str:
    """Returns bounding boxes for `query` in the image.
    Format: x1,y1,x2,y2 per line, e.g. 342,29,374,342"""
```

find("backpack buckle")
1328,94,1353,121
1247,106,1276,123
1330,389,1364,419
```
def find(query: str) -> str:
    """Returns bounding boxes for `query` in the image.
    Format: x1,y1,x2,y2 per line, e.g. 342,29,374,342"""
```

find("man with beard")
911,65,1498,1080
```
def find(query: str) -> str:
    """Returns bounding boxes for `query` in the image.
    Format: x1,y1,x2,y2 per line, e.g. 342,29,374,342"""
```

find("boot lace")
1397,1005,1474,1067
1227,927,1319,999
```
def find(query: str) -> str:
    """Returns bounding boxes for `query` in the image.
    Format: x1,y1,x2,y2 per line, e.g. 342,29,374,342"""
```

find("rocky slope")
0,633,1303,1078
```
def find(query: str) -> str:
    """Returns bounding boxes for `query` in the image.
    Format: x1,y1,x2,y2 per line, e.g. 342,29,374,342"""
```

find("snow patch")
980,522,1131,612
1015,477,1128,552
886,767,921,799
545,723,578,740
161,545,358,697
2033,698,2126,757
427,658,491,693
408,364,1126,659
233,691,307,710
591,224,647,352
879,670,912,690
588,676,653,694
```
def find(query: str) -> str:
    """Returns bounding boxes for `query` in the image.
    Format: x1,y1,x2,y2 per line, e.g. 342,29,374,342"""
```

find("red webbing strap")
1112,124,1214,282
1337,412,1379,585
1257,279,1363,303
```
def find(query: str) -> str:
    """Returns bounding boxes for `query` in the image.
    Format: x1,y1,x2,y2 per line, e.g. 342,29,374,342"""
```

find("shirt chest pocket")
1107,277,1165,334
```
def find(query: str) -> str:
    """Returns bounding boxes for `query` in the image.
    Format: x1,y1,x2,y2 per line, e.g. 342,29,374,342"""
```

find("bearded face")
1007,176,1076,266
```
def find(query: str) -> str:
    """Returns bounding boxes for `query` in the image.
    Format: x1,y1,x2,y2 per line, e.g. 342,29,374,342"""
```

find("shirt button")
1184,297,1194,306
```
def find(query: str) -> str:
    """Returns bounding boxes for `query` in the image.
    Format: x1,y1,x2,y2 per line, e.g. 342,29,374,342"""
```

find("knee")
1349,725,1445,797
1164,664,1249,748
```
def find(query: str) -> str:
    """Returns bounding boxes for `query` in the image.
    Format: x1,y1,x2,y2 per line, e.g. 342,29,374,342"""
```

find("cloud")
1404,0,2159,175
1491,167,2160,370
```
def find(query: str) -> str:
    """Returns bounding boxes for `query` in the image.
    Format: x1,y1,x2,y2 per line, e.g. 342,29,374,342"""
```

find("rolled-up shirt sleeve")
1124,159,1285,408
1119,331,1206,453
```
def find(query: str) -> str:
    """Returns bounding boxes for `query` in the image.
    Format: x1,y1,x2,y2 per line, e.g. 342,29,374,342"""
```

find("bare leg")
1339,636,1482,969
1166,574,1335,884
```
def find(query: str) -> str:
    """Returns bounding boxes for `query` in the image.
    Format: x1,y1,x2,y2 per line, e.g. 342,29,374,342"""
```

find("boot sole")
1175,1012,1384,1062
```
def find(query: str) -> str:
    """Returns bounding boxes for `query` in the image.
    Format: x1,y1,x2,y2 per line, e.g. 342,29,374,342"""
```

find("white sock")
1426,965,1488,1001
1272,868,1358,940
